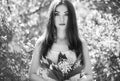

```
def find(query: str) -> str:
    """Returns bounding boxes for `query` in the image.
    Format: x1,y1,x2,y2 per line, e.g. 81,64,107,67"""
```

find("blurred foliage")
75,0,120,80
0,0,120,81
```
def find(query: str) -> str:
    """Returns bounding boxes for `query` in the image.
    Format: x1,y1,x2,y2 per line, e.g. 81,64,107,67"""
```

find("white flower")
58,59,72,74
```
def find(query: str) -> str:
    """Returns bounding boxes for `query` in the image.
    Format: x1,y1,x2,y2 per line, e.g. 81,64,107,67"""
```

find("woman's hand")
69,74,80,81
64,80,71,81
68,74,92,81
77,75,93,81
46,79,57,81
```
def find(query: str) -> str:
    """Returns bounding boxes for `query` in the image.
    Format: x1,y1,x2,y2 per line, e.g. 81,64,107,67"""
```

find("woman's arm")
80,39,93,81
29,39,45,81
69,39,93,81
29,38,57,81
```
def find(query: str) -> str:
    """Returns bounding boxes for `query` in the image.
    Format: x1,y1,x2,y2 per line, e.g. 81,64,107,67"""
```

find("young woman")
29,0,93,81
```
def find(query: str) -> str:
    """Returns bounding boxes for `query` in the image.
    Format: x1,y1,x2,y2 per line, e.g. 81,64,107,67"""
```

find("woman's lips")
59,23,65,26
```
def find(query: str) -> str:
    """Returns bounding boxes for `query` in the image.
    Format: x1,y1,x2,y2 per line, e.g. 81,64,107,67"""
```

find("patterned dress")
36,43,81,80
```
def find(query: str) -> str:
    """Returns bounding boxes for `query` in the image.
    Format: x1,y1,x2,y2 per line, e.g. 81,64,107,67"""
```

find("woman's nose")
60,16,64,23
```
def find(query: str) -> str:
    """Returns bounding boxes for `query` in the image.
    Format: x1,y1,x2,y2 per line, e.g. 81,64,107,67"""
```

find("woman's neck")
57,29,66,40
56,38,68,45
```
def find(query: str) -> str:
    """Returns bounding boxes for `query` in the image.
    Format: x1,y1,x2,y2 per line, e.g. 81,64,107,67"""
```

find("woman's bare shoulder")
35,36,44,47
79,36,87,46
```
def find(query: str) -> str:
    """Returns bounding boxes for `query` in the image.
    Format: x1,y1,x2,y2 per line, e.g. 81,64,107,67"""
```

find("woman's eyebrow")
55,11,68,13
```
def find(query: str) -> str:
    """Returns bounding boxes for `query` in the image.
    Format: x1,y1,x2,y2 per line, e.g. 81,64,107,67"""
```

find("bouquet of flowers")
37,52,84,81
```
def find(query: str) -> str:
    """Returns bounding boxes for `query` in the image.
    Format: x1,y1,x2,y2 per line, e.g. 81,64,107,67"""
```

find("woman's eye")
54,12,59,16
65,13,68,16
64,12,69,16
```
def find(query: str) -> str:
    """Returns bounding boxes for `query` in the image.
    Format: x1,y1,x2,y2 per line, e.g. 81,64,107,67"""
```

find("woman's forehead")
55,4,68,12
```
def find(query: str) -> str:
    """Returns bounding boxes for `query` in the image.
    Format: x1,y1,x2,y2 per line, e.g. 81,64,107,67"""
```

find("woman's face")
54,4,68,31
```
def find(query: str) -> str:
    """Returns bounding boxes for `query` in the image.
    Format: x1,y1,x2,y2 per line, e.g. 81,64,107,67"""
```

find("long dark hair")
39,0,84,65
